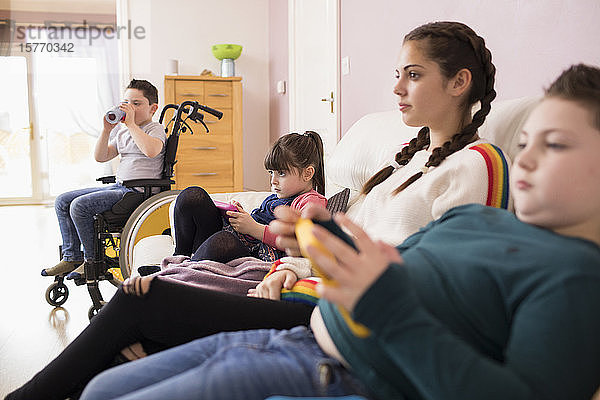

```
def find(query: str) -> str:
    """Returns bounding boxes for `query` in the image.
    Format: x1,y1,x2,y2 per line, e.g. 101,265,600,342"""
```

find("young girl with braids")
79,64,600,400
346,20,499,245
5,21,508,400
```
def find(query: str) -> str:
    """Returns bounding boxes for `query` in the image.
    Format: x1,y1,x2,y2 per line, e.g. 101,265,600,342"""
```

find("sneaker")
66,262,87,280
137,265,161,276
41,260,83,276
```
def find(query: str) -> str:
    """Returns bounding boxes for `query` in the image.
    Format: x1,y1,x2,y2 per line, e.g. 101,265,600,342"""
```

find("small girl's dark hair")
362,21,496,195
545,64,600,130
127,79,159,105
264,131,326,195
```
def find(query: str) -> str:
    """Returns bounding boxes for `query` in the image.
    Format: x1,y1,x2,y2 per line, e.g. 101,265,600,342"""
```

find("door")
288,0,340,156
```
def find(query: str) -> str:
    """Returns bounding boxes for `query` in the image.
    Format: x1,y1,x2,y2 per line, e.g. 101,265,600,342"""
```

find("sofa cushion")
478,96,539,161
326,111,419,193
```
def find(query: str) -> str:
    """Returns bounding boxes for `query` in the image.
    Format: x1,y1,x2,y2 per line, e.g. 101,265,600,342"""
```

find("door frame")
287,0,341,142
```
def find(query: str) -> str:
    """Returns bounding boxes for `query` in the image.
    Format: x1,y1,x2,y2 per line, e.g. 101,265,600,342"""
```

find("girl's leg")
69,184,131,260
5,279,313,400
172,186,223,256
191,230,251,263
80,327,369,400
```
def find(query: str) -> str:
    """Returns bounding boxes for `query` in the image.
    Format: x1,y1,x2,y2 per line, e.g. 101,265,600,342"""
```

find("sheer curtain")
31,26,120,137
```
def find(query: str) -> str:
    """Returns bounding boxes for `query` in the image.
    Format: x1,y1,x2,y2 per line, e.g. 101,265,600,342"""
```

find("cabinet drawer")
175,81,204,103
204,81,232,109
177,181,234,193
178,137,232,164
175,158,234,188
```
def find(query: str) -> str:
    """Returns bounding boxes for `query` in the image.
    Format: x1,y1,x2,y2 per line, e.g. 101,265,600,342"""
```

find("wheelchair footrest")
75,271,115,287
73,276,86,286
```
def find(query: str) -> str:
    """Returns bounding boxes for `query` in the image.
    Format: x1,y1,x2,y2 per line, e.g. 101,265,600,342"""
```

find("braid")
362,127,429,194
391,21,496,194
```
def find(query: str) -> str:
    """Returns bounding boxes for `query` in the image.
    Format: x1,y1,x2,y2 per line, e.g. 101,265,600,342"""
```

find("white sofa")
131,97,539,273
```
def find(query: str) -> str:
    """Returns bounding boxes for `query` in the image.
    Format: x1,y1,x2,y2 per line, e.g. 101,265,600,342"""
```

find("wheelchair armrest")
121,178,175,188
96,175,116,184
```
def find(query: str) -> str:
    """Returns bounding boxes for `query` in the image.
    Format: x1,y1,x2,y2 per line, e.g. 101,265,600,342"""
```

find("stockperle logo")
1,19,146,46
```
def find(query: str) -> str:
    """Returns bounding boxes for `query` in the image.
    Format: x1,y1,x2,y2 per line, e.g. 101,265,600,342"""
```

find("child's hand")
227,202,263,237
247,270,298,300
307,213,402,312
270,203,331,257
103,114,115,132
120,102,136,127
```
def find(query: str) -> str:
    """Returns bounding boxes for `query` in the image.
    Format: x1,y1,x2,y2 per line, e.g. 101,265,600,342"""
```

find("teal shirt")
320,204,600,400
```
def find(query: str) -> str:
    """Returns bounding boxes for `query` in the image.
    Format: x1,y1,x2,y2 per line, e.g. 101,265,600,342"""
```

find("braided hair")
362,21,496,195
264,131,326,195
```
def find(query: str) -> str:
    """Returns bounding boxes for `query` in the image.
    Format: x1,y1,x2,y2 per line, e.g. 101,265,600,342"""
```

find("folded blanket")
156,256,273,296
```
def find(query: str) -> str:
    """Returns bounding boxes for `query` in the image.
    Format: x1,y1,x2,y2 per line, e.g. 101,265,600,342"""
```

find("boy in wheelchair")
41,79,165,280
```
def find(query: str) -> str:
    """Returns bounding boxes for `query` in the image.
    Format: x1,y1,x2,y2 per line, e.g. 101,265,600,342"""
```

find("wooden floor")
0,205,117,397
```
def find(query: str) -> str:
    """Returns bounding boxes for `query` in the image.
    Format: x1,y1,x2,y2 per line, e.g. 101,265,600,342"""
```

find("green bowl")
212,44,243,60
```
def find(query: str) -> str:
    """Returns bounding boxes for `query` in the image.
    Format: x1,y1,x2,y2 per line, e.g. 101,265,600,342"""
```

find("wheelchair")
44,101,223,319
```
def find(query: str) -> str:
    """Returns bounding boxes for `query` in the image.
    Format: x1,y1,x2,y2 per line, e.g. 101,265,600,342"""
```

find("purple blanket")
156,256,273,296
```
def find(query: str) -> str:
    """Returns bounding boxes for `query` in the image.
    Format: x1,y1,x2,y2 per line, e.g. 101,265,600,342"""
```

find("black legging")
173,186,250,263
6,278,314,400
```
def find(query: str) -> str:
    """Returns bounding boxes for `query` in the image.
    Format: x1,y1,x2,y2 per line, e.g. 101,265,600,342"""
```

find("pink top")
262,189,327,249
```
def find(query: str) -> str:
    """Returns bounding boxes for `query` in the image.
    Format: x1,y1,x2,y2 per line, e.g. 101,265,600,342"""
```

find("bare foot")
120,342,147,361
122,276,153,297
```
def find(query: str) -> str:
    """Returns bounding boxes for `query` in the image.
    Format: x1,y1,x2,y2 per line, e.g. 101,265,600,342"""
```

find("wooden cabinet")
164,75,243,193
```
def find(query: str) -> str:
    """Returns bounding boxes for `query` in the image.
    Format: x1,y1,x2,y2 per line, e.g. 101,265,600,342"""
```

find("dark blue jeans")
54,184,132,260
80,326,371,400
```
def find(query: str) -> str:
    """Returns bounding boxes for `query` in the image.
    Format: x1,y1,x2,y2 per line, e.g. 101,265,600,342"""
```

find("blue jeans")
80,327,372,400
55,184,132,260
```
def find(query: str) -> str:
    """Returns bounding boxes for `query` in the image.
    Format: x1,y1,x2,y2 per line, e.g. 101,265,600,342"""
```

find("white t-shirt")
346,139,509,246
109,121,166,182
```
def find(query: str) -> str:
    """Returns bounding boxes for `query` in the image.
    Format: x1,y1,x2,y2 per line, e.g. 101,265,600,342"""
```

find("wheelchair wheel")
45,282,69,307
88,301,107,320
117,190,180,281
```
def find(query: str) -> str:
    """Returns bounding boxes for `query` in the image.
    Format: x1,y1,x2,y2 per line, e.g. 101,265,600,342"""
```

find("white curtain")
30,25,121,138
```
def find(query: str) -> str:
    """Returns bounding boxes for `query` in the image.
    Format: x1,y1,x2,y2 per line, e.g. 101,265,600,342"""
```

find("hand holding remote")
298,213,402,311
295,218,356,284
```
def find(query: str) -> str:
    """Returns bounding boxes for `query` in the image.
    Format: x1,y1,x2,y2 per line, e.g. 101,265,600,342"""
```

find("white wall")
267,1,600,138
128,0,271,191
339,0,600,135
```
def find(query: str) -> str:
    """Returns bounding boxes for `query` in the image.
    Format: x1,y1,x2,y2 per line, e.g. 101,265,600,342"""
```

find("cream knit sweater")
346,138,506,246
276,139,510,278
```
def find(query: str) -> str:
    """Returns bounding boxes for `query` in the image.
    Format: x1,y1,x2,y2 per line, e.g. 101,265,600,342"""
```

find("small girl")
172,130,327,264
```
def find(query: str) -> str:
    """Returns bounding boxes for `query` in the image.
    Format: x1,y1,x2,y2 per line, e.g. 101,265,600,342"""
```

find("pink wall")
268,0,289,144
340,0,600,134
268,1,600,139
